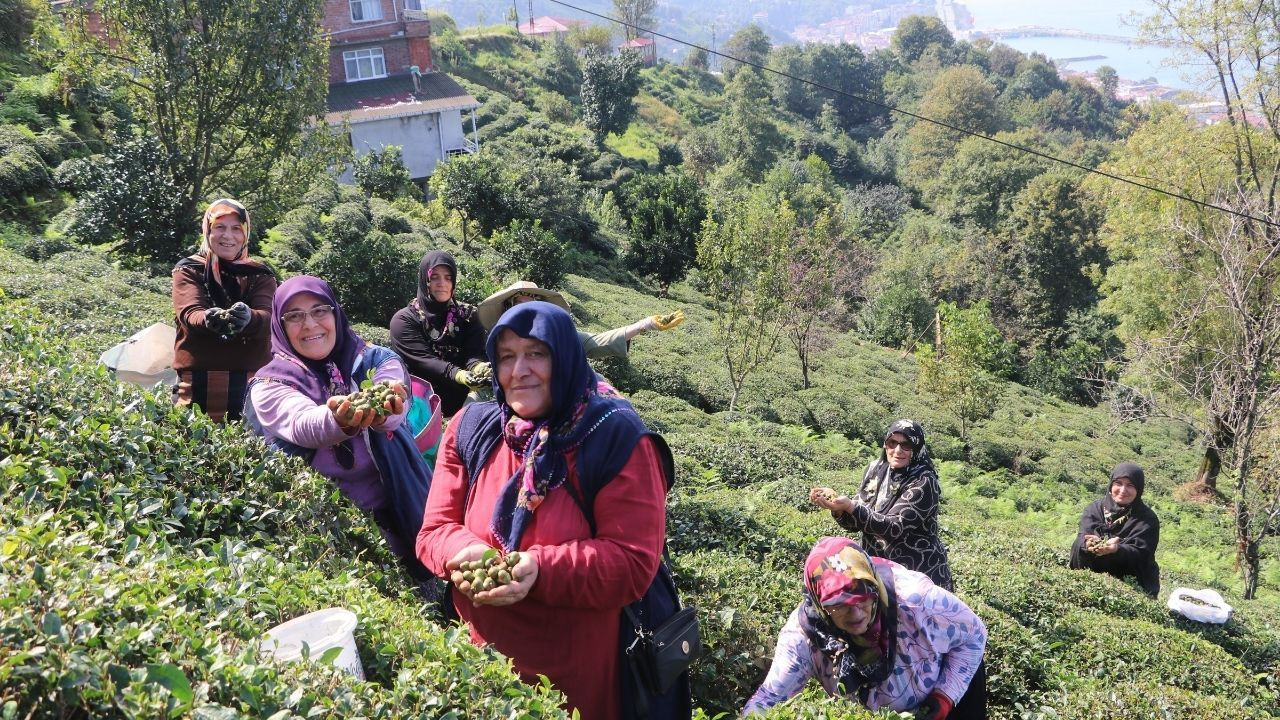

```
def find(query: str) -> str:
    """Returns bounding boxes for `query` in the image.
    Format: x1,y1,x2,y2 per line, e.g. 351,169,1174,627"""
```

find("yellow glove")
470,361,493,381
454,369,474,387
652,310,685,331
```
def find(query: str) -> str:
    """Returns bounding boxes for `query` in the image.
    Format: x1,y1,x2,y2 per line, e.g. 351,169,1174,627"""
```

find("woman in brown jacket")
171,198,276,422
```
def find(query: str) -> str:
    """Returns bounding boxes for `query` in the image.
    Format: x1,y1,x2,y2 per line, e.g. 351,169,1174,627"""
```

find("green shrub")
489,218,568,288
0,144,49,195
369,196,413,234
322,201,372,245
307,230,416,326
280,205,323,236
352,145,414,200
301,176,342,214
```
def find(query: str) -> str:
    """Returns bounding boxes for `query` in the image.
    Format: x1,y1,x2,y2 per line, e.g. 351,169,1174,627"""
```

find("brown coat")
171,259,276,372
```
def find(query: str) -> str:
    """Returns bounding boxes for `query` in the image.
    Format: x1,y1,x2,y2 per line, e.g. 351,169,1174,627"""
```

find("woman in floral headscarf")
811,419,953,590
1069,462,1160,597
416,301,680,720
389,250,488,417
171,198,276,421
742,537,987,719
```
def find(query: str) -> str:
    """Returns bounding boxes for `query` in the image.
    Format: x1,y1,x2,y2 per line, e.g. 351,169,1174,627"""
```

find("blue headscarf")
482,300,645,550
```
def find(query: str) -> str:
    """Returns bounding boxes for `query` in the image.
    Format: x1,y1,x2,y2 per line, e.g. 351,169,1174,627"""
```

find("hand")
1094,537,1120,556
454,369,477,387
652,309,685,331
472,551,538,607
913,690,954,720
369,381,408,429
326,394,377,431
204,307,232,335
1082,534,1101,554
469,362,492,382
809,486,854,513
225,302,251,334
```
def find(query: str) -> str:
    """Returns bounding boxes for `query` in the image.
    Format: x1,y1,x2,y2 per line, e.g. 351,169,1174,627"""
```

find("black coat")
1070,497,1161,597
389,302,486,417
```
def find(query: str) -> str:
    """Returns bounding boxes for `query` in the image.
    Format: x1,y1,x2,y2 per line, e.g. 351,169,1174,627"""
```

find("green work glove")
454,369,474,387
470,361,492,382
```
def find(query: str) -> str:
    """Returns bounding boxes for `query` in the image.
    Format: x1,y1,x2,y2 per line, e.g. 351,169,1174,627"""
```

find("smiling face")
825,596,876,636
495,329,553,420
206,208,247,262
1110,476,1138,506
884,432,914,470
426,265,454,303
282,292,337,361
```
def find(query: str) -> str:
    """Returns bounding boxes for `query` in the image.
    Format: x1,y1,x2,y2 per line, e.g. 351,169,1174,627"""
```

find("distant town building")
518,15,586,39
322,1,479,182
620,36,657,66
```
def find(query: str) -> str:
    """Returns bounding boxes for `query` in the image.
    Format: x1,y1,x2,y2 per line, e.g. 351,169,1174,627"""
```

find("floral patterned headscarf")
798,537,899,699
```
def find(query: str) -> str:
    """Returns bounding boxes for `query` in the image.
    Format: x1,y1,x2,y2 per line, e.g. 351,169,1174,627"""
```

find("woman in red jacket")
416,301,669,720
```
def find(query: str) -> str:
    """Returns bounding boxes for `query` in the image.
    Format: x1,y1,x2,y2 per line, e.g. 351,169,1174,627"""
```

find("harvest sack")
100,323,177,387
1167,587,1232,624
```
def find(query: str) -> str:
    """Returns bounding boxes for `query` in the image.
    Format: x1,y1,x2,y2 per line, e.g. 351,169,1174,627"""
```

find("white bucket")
259,607,365,680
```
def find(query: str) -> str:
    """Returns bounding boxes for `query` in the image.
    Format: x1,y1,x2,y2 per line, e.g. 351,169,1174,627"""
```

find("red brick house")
322,0,479,181
619,36,657,66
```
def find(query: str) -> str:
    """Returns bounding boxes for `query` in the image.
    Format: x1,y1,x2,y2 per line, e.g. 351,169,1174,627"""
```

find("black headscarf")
411,250,472,343
1102,462,1147,532
861,419,936,511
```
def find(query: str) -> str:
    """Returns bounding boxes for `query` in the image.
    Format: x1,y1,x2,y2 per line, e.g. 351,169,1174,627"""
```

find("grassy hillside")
3,241,1279,719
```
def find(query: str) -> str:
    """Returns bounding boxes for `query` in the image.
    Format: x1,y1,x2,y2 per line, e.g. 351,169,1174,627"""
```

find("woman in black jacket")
810,419,953,590
389,251,489,417
1069,462,1161,597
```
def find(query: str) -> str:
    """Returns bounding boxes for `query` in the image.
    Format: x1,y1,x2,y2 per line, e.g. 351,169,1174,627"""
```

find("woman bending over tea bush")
171,198,276,422
417,301,687,720
810,419,952,590
743,537,987,719
1070,462,1161,597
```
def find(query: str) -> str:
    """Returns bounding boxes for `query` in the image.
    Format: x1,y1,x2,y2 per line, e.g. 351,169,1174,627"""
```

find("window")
343,48,387,82
404,0,422,9
349,0,382,22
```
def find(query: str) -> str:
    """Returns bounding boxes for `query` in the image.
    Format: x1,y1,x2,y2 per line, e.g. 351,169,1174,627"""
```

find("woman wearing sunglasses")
810,419,952,591
245,276,444,607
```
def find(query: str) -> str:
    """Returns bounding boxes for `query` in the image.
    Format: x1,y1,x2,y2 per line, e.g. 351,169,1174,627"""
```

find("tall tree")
785,211,851,388
902,65,1001,182
698,189,795,412
612,0,656,40
429,152,522,249
916,301,1013,442
619,169,707,293
68,0,328,246
579,48,643,143
890,15,954,64
720,24,770,78
716,68,783,182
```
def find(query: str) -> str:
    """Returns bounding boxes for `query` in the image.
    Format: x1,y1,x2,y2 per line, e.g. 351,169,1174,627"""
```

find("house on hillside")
619,36,657,66
322,1,479,182
517,16,585,39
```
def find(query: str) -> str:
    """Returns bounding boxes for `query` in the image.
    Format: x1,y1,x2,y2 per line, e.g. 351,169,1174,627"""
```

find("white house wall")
339,108,468,182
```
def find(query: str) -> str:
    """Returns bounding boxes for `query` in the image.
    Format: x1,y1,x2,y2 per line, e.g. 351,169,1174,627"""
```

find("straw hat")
475,281,571,331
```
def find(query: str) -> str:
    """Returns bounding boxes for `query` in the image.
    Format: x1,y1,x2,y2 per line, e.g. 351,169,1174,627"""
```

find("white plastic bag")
100,323,177,387
1167,587,1232,624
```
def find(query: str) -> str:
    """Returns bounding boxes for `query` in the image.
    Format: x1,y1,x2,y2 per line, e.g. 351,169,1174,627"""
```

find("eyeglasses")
884,439,913,452
281,305,334,326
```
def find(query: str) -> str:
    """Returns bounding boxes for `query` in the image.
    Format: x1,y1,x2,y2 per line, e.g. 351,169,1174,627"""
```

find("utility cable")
542,0,1280,230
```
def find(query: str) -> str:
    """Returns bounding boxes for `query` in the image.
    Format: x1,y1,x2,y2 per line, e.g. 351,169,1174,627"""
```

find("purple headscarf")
256,275,365,403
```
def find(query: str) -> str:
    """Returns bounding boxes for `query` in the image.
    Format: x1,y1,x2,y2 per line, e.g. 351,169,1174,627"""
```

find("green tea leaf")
145,663,193,705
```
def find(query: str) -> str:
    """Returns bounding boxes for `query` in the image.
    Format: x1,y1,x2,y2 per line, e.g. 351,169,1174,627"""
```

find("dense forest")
3,0,1280,717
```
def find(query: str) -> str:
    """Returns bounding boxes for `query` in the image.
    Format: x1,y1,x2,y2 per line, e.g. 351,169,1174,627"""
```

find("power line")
543,0,1280,230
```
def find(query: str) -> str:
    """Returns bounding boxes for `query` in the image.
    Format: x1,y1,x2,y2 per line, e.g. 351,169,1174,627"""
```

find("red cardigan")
417,406,667,720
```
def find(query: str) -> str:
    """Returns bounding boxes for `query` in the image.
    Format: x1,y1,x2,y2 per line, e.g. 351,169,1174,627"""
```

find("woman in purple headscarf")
743,537,987,720
245,276,439,598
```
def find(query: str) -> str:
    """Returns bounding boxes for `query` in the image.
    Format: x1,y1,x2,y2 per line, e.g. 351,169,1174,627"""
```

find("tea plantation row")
2,245,1278,719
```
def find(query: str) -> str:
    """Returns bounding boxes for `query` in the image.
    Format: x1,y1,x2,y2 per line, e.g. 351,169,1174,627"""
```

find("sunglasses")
884,438,913,452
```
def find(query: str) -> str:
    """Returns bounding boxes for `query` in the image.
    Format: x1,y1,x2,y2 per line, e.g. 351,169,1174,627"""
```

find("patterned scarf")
798,537,899,700
484,301,636,551
193,198,272,308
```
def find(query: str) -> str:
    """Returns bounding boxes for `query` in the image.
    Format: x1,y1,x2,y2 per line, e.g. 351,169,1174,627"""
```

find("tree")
685,47,709,71
785,211,851,388
720,24,770,78
891,16,954,64
428,153,521,249
716,68,782,182
352,146,414,200
770,43,886,132
70,0,328,239
0,0,34,48
902,66,1002,182
489,218,569,289
916,301,1012,442
60,134,190,262
307,230,417,326
579,48,643,143
612,0,655,40
619,169,707,293
924,129,1053,231
566,25,613,54
698,189,795,412
1096,65,1119,101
